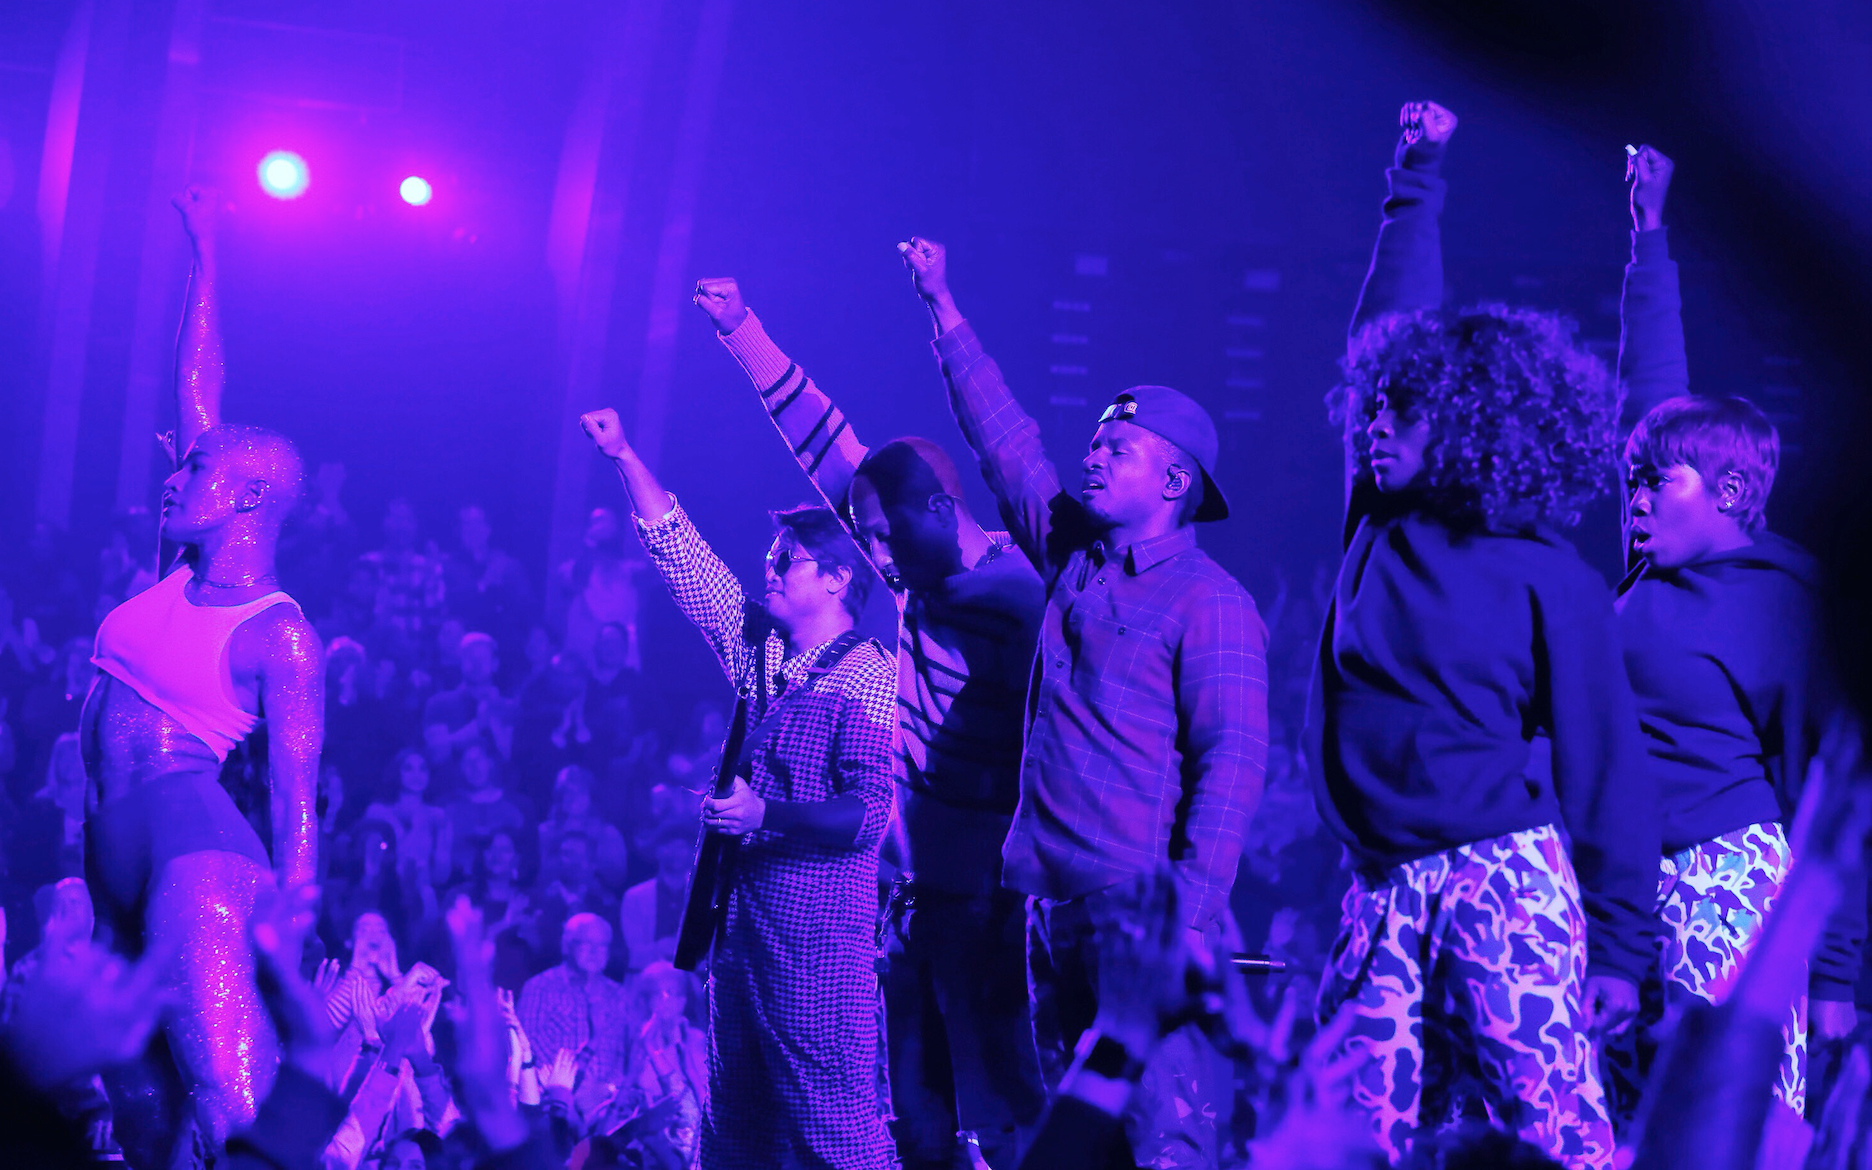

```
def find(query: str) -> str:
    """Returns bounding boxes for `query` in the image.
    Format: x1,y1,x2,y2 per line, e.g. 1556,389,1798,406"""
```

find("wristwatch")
1081,1033,1145,1083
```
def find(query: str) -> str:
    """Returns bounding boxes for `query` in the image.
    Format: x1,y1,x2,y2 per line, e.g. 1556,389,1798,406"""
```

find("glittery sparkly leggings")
91,772,281,1147
149,850,280,1143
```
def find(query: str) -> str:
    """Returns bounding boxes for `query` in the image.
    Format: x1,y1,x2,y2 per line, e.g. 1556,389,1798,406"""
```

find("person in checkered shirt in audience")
578,405,898,1170
902,236,1270,1169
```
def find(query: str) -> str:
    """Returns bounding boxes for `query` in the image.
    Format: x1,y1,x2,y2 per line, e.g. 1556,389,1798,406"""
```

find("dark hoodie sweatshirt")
1304,132,1658,986
1617,535,1863,995
1617,536,1819,851
1618,227,1865,999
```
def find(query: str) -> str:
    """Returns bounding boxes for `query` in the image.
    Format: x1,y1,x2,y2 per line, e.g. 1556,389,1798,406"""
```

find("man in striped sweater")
693,277,1049,1170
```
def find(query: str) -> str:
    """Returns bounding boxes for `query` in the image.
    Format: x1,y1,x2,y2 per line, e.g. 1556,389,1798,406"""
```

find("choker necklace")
196,572,279,589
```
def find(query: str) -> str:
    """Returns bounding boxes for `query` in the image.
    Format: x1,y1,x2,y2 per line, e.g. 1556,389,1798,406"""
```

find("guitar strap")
673,628,868,972
733,629,866,777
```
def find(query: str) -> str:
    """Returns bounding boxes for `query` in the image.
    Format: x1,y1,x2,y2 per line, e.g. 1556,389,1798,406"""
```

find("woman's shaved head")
199,424,305,522
163,423,306,545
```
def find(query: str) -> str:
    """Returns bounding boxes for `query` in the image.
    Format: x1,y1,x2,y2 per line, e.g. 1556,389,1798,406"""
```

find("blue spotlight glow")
257,151,309,199
399,176,434,206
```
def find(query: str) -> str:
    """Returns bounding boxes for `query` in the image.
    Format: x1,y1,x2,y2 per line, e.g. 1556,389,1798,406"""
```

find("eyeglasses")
766,547,817,577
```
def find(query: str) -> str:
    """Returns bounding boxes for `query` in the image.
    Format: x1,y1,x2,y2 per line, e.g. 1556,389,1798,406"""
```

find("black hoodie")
1617,532,1863,996
1309,133,1660,986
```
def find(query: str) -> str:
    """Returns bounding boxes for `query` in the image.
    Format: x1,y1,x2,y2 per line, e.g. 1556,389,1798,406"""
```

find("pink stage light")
399,176,433,206
257,151,310,199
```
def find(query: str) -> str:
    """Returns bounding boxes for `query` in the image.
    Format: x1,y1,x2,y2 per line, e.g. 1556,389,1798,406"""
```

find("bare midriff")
81,672,223,803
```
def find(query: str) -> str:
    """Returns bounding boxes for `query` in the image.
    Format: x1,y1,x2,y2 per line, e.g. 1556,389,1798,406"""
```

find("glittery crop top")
91,567,300,762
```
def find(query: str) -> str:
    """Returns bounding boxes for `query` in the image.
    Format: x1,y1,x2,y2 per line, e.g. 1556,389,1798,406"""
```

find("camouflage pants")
1602,820,1804,1136
1317,825,1613,1170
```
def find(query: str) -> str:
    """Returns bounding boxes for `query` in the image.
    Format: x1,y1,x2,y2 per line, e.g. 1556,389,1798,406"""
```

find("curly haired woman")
1306,101,1658,1170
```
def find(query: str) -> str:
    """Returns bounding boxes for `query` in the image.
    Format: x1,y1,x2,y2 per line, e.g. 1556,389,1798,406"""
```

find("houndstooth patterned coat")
638,499,897,1170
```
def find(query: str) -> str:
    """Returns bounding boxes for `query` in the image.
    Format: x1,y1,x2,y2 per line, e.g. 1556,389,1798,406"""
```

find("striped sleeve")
721,310,872,518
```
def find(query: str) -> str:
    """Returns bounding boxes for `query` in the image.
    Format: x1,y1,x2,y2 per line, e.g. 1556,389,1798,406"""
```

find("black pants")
1028,890,1229,1170
883,884,1047,1170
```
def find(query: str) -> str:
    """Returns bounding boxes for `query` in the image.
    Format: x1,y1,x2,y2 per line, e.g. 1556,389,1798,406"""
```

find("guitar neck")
711,695,752,797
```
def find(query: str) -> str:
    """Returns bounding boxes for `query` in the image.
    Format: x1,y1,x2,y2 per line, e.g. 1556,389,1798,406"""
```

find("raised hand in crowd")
249,883,338,1083
1793,720,1870,1048
1087,867,1195,1063
495,987,526,1051
1628,144,1675,233
377,1005,427,1071
313,957,345,1003
1248,1008,1384,1170
3,939,176,1090
493,984,543,1104
1633,719,1872,1170
540,1048,579,1101
496,891,534,936
0,588,56,671
692,277,749,335
444,895,531,1155
1018,869,1228,1168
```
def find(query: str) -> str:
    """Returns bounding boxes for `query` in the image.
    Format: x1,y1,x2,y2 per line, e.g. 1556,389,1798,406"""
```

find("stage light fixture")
257,151,309,199
399,176,433,206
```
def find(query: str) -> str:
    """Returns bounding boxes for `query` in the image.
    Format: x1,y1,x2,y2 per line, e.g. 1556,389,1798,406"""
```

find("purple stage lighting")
399,176,433,206
257,151,309,199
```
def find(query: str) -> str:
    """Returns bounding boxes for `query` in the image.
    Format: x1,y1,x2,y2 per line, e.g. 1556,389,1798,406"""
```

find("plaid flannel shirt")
516,963,632,1087
932,320,1269,926
358,548,446,641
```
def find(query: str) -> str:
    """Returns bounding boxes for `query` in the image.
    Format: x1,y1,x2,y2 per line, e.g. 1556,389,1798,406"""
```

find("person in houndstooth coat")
580,406,898,1170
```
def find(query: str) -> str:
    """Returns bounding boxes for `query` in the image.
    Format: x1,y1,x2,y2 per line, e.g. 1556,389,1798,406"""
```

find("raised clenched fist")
899,236,949,302
1400,100,1459,147
579,408,631,459
172,186,220,247
1627,144,1674,232
692,277,749,335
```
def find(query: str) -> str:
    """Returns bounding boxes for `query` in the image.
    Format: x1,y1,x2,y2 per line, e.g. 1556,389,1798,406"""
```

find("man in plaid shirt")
516,913,631,1123
579,407,898,1170
902,238,1269,1168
